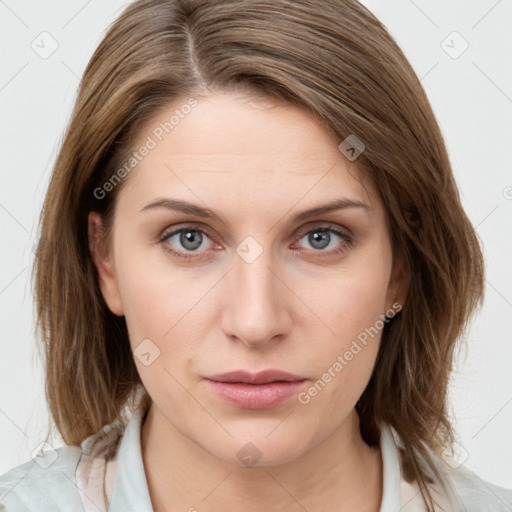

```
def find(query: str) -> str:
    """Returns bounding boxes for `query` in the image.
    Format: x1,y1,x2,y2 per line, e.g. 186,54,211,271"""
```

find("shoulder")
446,463,512,512
0,399,145,512
0,444,84,511
388,424,512,512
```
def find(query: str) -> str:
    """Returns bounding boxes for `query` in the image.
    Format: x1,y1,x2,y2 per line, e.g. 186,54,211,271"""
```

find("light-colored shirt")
1,406,511,511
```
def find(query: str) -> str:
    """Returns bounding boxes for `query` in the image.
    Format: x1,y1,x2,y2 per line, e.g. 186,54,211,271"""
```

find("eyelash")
158,223,353,261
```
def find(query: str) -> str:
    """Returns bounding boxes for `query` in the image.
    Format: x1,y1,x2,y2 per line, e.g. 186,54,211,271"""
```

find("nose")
219,241,292,348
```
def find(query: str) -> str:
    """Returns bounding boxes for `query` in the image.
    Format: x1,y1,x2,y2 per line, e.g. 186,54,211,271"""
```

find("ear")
385,251,410,313
88,211,124,316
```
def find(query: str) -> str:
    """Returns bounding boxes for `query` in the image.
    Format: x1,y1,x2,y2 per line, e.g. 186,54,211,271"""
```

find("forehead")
118,90,380,217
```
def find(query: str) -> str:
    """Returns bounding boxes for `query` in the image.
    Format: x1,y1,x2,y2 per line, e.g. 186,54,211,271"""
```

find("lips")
205,369,306,384
204,369,308,409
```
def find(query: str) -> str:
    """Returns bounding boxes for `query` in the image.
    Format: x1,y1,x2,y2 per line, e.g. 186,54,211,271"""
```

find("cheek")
114,249,217,372
117,262,202,404
294,257,391,405
305,260,391,346
296,290,383,431
114,242,190,333
118,274,173,346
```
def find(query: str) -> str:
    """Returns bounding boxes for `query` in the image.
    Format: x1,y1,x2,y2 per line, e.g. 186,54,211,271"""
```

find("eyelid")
159,220,351,243
157,220,354,259
158,223,218,261
291,224,353,256
158,222,217,242
293,221,353,240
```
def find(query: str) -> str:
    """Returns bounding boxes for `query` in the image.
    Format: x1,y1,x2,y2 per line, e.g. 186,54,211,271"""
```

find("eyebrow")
139,197,371,223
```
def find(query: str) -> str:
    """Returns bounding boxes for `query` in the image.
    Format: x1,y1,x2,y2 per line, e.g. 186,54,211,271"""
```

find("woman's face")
89,90,407,465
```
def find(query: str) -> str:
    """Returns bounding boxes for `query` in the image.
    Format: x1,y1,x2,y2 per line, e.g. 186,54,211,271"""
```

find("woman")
1,0,510,510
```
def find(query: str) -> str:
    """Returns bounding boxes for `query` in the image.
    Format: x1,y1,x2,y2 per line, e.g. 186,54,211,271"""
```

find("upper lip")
205,369,306,384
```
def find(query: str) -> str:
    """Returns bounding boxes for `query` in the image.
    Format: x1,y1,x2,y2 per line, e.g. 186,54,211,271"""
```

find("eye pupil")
309,230,330,249
180,230,202,250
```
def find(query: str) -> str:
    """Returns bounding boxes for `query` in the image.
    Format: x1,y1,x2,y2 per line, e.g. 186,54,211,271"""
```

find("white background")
1,0,511,490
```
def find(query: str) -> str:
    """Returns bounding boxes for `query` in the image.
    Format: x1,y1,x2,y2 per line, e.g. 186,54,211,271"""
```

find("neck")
141,405,383,512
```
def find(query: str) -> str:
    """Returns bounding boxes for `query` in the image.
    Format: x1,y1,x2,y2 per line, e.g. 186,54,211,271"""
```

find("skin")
89,90,408,512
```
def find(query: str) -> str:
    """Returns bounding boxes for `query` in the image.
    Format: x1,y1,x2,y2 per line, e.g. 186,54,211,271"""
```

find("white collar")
107,406,153,511
379,423,403,511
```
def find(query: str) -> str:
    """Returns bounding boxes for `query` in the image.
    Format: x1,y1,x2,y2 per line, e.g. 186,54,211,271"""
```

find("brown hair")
32,0,484,509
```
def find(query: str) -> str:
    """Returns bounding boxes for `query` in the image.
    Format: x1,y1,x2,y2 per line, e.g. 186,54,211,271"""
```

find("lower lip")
205,379,307,409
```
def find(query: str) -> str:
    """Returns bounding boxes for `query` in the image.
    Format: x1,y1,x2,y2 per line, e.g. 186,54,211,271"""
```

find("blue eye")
292,226,352,253
159,226,214,260
158,224,352,261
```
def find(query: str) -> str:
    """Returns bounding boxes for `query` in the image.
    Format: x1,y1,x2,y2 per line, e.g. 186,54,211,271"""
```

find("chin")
196,429,312,468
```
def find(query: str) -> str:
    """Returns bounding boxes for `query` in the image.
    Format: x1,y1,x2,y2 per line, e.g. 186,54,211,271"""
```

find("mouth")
206,369,306,384
204,369,308,409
